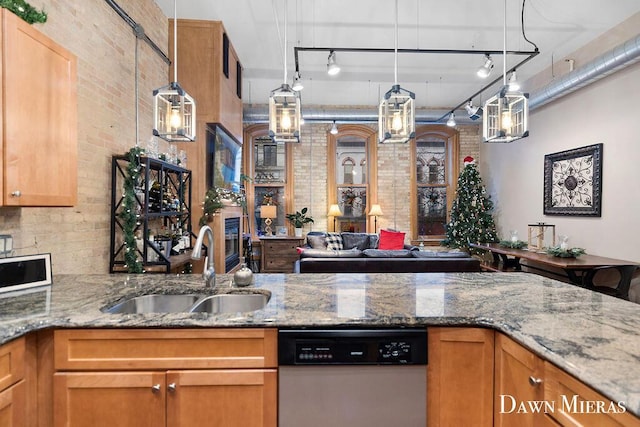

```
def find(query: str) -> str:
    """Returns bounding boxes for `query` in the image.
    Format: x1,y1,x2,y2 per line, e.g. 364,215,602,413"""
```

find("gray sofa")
296,232,481,273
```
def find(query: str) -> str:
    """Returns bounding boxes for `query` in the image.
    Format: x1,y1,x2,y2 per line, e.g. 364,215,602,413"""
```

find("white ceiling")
154,0,640,112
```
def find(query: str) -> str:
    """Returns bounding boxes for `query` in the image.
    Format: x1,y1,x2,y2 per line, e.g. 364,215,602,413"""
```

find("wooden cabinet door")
53,372,165,427
544,362,640,427
0,338,25,393
167,369,277,427
427,327,495,427
2,9,77,206
494,333,545,427
0,381,26,427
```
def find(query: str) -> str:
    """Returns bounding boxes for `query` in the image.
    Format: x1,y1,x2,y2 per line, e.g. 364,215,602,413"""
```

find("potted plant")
286,207,314,237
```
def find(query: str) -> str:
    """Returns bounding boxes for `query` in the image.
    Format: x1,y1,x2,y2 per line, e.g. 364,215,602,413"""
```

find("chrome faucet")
191,225,216,288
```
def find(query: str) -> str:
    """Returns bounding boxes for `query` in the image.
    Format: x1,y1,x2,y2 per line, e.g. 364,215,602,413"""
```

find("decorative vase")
233,263,253,287
294,228,303,237
558,235,569,250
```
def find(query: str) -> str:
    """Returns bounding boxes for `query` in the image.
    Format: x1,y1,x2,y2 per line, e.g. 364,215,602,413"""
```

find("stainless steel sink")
103,294,202,314
189,293,270,314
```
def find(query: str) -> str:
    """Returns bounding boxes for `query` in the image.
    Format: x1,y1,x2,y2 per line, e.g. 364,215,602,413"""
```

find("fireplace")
224,217,240,272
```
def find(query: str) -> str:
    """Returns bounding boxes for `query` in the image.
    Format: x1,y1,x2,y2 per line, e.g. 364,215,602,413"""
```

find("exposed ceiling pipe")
243,105,480,125
104,0,171,65
528,32,640,110
244,32,640,124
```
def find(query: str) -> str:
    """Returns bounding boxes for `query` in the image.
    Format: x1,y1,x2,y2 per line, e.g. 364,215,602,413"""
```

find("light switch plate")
0,234,12,257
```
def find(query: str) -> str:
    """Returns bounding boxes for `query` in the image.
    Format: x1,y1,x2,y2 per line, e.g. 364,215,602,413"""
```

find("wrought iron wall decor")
543,143,603,216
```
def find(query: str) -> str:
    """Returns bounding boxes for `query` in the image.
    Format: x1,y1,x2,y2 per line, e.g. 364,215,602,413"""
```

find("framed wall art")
543,143,603,216
205,123,242,193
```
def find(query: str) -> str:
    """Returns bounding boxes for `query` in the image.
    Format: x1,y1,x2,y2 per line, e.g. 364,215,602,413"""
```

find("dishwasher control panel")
379,340,413,363
278,329,427,365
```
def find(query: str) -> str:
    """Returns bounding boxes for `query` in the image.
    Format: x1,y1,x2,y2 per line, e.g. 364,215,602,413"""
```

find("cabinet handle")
168,383,177,392
528,376,543,386
151,384,161,392
11,190,21,197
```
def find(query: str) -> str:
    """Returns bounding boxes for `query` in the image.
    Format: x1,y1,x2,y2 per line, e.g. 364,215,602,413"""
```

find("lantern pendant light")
482,0,529,143
268,0,301,143
378,0,415,144
153,0,196,142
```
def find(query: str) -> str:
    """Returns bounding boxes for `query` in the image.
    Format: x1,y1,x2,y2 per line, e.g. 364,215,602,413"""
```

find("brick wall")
458,124,481,166
0,0,170,274
289,123,329,232
287,122,481,236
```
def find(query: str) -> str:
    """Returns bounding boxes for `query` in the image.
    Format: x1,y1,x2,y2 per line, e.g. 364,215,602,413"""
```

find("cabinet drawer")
0,338,25,392
544,362,640,427
263,241,300,252
265,257,297,271
54,329,277,371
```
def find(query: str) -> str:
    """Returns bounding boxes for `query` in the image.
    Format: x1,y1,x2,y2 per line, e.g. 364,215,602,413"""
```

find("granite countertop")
0,272,638,417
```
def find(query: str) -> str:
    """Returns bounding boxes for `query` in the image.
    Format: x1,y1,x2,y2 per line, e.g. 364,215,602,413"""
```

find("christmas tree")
441,156,498,253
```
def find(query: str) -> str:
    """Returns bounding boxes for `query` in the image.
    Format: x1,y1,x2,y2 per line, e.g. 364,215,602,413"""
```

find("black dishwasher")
278,329,427,427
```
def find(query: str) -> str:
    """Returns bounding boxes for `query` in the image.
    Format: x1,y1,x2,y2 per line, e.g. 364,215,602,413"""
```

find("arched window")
243,124,293,238
342,157,356,184
410,126,459,243
328,125,378,233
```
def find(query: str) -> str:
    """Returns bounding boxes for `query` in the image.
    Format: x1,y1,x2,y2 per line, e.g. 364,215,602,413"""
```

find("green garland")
199,187,246,226
1,0,47,24
499,240,528,249
120,147,145,273
545,246,586,258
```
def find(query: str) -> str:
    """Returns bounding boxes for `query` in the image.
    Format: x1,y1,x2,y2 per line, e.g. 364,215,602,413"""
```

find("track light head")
292,71,304,91
327,50,341,76
477,54,494,78
446,112,456,127
465,101,483,121
330,121,338,134
508,71,520,92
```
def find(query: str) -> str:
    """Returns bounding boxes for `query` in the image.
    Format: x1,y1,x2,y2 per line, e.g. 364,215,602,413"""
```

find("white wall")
480,62,640,261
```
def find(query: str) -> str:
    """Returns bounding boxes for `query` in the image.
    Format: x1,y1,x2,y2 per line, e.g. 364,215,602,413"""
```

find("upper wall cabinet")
170,19,243,140
1,9,78,207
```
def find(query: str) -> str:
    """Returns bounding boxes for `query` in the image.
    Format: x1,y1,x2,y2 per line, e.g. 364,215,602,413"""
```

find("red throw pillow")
378,229,405,250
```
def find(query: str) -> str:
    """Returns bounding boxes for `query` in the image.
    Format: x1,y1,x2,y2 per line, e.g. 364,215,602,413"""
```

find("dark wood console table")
471,243,638,300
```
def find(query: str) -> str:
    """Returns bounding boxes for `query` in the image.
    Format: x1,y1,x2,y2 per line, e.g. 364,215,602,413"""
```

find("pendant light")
269,0,301,143
482,0,529,143
153,0,196,142
378,0,415,144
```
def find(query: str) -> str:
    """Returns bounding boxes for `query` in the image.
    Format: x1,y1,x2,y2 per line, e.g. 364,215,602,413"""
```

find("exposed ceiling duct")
244,32,640,125
243,105,479,125
528,32,640,110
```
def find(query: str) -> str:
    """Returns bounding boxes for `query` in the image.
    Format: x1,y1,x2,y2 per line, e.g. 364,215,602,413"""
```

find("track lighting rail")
294,46,539,124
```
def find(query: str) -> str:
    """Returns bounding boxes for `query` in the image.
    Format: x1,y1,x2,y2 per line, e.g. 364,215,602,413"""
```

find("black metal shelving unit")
109,155,194,273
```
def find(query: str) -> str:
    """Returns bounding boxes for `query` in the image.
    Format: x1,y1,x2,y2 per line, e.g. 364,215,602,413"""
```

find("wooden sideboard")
260,236,304,273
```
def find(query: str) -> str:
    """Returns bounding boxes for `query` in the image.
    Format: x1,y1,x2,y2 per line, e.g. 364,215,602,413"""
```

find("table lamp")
368,204,383,233
327,204,343,232
260,205,277,235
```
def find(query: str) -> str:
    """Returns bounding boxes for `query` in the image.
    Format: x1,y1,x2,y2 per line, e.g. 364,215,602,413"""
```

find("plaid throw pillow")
325,232,344,250
307,234,328,249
